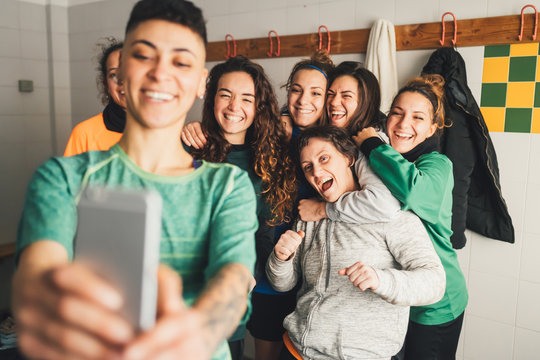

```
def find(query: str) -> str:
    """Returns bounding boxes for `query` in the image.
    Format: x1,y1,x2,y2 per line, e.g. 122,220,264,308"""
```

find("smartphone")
75,186,162,331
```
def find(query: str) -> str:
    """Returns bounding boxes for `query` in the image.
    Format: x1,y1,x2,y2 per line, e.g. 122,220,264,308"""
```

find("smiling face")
214,71,255,144
287,69,327,129
387,91,438,154
300,137,356,203
326,75,359,129
106,49,126,108
121,19,207,130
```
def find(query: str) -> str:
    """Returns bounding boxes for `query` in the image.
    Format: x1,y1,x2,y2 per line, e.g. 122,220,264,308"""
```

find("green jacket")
369,144,468,325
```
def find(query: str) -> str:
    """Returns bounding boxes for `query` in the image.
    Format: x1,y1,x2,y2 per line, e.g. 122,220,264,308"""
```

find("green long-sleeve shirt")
369,144,468,325
330,142,468,325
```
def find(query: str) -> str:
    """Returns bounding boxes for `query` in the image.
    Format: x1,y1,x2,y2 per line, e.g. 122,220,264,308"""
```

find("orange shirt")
64,113,123,157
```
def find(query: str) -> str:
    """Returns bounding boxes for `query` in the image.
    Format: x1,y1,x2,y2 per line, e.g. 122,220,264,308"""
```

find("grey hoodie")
266,211,445,360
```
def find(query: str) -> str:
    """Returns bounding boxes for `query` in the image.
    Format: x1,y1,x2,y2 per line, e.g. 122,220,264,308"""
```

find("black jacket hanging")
422,47,514,248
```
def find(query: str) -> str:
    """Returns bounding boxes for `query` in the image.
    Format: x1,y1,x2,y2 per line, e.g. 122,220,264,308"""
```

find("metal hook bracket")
267,30,281,57
440,12,458,46
224,34,237,59
318,25,331,53
519,4,538,41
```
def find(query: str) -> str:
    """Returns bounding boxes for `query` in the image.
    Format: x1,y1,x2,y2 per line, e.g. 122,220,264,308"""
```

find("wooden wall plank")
206,14,539,61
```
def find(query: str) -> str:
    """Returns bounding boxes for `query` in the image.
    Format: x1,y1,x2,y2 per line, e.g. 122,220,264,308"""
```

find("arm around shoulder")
325,151,401,224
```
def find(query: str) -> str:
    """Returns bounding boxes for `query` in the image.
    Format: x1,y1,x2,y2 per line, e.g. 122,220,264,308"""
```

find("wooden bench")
0,243,15,259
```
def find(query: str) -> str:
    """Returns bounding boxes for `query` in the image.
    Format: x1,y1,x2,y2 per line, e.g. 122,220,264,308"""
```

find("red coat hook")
267,30,281,57
224,34,237,59
440,12,457,46
518,4,538,41
318,25,331,53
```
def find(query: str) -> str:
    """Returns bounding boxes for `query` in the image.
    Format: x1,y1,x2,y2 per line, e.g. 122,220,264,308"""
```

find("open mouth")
330,110,346,122
143,90,175,102
224,113,244,123
394,132,413,140
295,107,315,115
318,177,333,193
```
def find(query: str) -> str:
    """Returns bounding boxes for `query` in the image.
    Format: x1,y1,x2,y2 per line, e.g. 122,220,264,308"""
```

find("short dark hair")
96,37,123,106
296,125,357,166
326,61,382,135
125,0,207,45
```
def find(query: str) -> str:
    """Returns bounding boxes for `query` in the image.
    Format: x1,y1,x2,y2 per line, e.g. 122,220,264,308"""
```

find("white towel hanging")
365,19,398,114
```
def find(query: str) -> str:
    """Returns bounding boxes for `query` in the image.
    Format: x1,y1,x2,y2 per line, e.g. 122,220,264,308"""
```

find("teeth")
145,91,174,101
331,111,345,115
298,109,314,114
224,114,243,122
317,177,332,186
395,132,412,139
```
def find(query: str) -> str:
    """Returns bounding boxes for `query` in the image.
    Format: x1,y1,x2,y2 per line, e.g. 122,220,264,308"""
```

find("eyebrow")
217,88,255,97
130,39,195,55
301,149,328,164
393,106,427,115
292,83,324,91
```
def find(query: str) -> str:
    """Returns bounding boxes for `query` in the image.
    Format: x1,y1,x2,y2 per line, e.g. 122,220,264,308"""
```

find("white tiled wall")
0,1,49,247
1,0,539,358
0,0,73,311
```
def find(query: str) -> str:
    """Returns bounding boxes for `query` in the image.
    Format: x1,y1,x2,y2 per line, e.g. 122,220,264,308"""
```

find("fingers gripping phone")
75,187,162,331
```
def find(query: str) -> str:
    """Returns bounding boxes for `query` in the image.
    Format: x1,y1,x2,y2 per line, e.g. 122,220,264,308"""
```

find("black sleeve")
360,136,385,158
253,217,275,280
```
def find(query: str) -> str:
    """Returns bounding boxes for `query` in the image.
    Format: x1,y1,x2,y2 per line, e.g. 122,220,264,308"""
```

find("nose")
148,57,170,82
330,93,341,107
312,163,323,177
296,91,308,105
400,112,414,127
228,96,241,111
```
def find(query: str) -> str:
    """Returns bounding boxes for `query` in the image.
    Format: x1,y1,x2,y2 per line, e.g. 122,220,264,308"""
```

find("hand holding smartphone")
75,187,162,331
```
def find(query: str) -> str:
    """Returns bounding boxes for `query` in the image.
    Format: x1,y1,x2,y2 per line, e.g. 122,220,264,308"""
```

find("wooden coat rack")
206,13,539,61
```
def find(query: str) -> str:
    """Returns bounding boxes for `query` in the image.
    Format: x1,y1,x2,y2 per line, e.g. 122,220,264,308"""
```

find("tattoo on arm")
193,263,252,349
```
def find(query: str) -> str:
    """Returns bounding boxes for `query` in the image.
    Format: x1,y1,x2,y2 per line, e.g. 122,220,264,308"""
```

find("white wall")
0,0,73,311
1,0,539,358
0,0,72,247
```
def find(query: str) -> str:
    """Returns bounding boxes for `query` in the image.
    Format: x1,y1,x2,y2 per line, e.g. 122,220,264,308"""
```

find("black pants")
402,312,464,360
228,339,245,360
279,345,298,360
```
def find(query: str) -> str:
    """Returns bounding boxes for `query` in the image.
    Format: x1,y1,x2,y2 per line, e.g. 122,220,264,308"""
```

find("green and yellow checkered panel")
481,43,540,133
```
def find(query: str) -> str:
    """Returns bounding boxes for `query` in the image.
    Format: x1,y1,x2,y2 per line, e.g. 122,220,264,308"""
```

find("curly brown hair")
95,37,123,106
192,56,296,225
